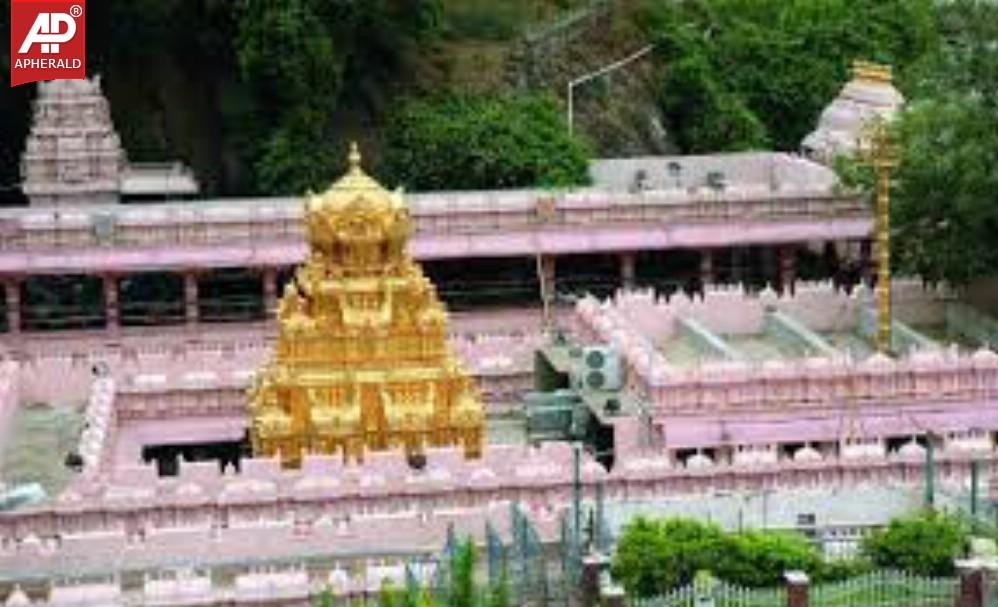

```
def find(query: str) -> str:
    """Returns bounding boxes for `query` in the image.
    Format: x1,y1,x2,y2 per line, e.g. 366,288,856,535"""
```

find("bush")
612,517,828,596
861,510,966,577
382,93,591,191
715,531,825,588
612,516,886,596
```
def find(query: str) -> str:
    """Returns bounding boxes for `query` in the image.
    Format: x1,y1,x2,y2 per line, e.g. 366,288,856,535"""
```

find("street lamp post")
566,44,656,136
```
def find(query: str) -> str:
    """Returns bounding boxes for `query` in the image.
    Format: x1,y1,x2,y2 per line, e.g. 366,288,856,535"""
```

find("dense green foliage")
611,517,831,596
888,0,998,285
643,0,938,152
831,1,998,285
890,100,998,285
614,512,972,596
861,511,966,577
234,0,442,195
383,94,591,191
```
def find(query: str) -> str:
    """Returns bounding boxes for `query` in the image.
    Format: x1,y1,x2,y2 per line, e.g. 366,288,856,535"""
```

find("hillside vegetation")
0,0,988,238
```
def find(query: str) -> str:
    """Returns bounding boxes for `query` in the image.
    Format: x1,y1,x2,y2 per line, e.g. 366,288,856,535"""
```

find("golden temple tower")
248,144,484,467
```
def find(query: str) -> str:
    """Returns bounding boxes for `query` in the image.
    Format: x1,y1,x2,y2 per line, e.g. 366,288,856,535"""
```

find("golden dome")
304,142,410,267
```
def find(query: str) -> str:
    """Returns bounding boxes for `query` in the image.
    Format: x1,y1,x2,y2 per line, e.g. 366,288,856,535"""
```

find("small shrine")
248,144,484,467
801,60,903,163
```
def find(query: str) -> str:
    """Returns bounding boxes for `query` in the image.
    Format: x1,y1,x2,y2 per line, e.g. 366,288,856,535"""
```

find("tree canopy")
382,93,591,191
887,0,998,285
235,0,442,195
643,0,937,152
832,1,998,285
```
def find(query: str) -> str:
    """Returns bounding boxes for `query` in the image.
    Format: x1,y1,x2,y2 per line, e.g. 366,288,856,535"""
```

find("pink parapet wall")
1,307,549,405
575,279,995,415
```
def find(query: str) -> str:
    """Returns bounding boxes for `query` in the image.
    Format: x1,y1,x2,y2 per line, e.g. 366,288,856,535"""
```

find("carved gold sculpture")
248,144,484,467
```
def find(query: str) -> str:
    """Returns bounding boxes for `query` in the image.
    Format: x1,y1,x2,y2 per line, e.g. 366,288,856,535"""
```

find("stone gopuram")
248,144,484,467
20,78,126,207
20,76,199,207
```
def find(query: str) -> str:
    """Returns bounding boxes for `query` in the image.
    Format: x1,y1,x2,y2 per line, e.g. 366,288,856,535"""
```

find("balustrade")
0,192,865,255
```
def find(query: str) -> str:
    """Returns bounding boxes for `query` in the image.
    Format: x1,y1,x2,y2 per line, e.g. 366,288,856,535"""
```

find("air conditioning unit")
573,346,622,391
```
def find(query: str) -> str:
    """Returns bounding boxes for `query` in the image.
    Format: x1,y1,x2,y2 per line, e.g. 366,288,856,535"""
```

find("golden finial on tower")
852,60,892,84
348,141,362,173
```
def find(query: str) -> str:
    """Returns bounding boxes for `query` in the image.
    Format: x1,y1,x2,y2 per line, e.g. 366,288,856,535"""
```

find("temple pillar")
778,245,797,296
4,279,20,334
262,267,278,318
184,270,199,326
103,274,119,331
699,249,715,287
540,254,556,301
619,252,636,289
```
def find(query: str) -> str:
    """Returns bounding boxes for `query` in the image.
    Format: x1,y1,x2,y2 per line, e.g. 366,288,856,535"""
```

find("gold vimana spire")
248,143,484,467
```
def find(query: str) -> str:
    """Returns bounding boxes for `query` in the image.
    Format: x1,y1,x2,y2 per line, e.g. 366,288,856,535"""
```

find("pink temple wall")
601,280,950,341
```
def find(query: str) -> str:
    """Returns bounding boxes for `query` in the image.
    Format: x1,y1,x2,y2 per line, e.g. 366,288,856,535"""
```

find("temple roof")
306,143,404,215
802,60,904,164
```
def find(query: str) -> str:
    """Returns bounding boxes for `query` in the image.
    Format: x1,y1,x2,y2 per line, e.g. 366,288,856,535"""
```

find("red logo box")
10,0,85,87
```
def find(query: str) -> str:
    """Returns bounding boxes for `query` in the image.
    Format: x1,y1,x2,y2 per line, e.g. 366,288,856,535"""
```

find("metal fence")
632,579,785,607
631,570,958,607
810,570,957,607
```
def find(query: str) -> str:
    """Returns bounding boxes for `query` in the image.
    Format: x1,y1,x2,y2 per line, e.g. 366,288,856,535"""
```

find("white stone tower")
20,76,199,207
20,77,127,207
802,61,903,164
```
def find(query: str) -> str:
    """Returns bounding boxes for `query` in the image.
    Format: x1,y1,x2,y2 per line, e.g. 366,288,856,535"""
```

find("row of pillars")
2,241,864,335
2,268,281,335
541,245,803,299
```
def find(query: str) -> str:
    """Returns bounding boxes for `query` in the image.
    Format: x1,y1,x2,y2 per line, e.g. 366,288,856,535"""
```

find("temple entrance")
142,434,251,477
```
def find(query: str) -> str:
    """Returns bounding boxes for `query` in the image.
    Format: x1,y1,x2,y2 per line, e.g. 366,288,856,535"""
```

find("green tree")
486,555,512,607
886,0,998,284
861,510,966,577
643,0,937,152
834,1,998,285
612,517,727,596
890,99,998,285
448,539,478,607
235,0,441,195
313,587,334,607
383,94,591,191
